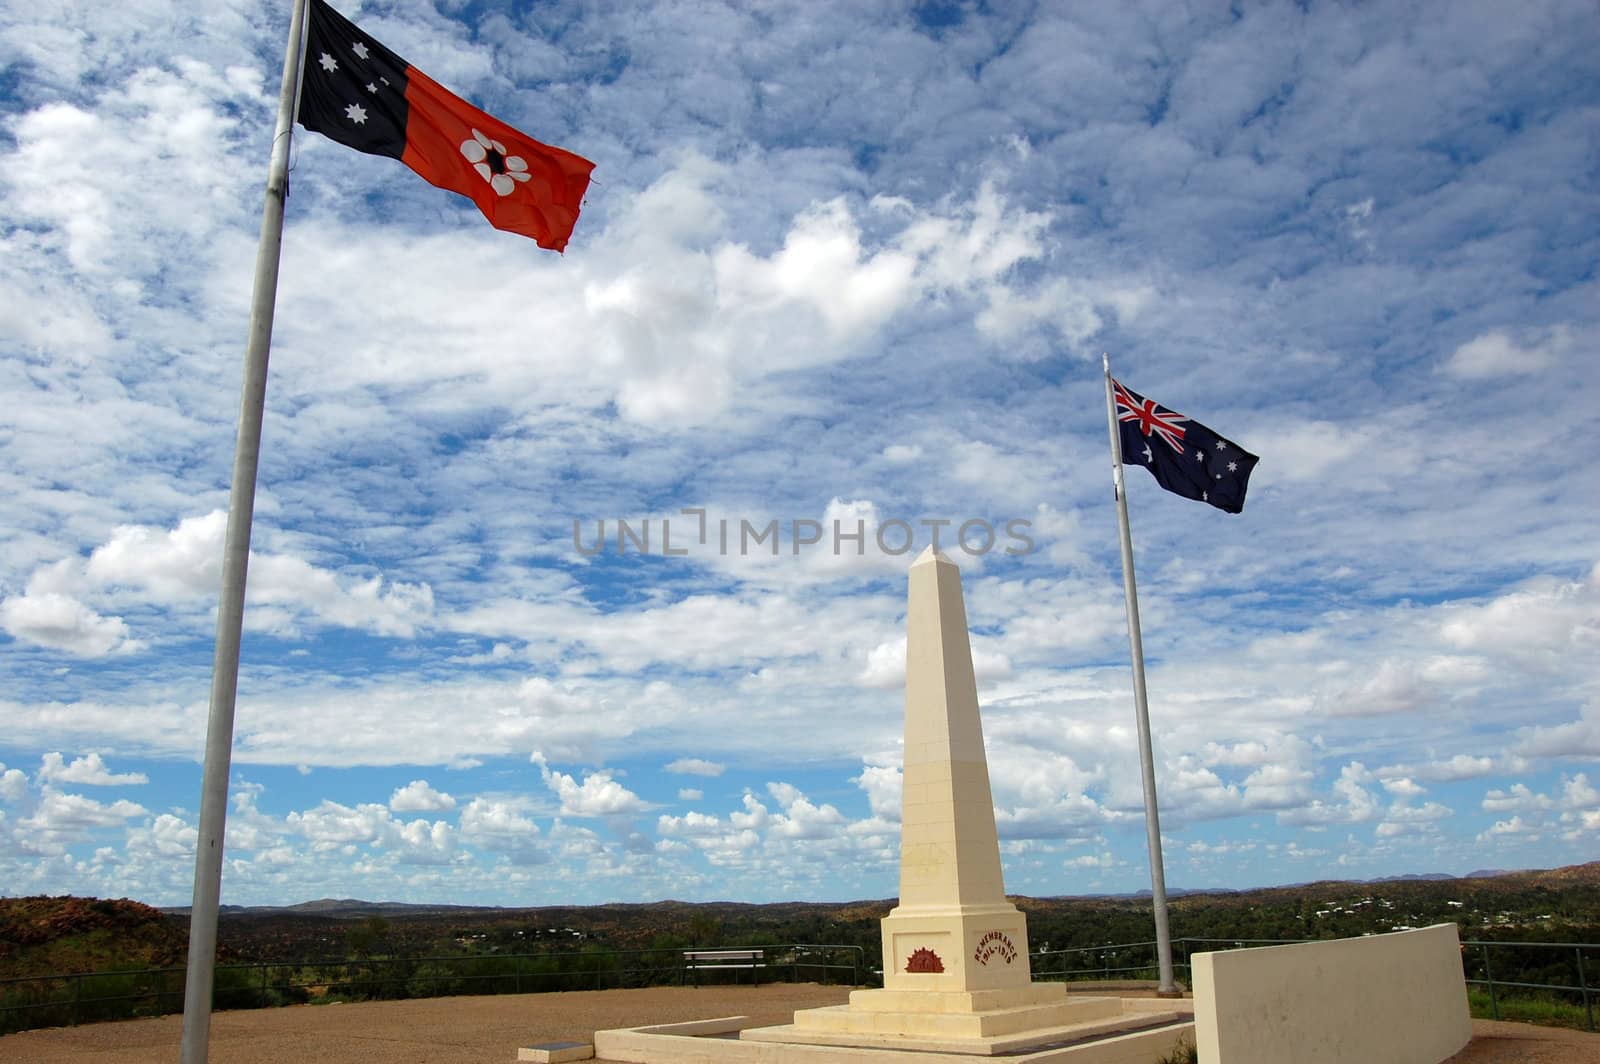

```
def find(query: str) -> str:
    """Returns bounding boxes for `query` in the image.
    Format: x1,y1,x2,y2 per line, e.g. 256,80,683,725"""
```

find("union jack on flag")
1112,378,1259,514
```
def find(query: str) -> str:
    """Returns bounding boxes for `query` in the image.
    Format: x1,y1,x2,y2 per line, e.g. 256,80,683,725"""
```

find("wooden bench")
684,949,765,985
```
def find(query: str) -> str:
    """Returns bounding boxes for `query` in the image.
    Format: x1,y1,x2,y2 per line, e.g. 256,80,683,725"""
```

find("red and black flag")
297,0,594,251
1112,378,1259,513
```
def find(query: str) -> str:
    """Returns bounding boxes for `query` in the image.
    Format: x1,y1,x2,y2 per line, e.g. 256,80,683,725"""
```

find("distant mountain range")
155,866,1550,917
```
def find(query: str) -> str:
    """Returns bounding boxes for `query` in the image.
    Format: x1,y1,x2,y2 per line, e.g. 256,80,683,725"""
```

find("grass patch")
1153,1033,1198,1064
1468,988,1595,1031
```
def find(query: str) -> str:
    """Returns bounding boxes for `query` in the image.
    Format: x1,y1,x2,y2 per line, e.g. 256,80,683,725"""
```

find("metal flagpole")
1100,353,1180,996
180,2,310,1061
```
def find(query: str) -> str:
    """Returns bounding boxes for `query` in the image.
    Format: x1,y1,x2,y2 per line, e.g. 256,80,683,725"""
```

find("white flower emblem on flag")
459,128,530,196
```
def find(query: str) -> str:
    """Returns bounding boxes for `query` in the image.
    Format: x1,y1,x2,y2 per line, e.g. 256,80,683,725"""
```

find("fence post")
72,973,82,1027
1578,947,1594,1033
1481,943,1500,1021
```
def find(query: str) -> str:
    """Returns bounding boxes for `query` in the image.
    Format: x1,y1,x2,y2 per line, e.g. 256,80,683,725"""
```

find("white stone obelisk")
877,546,1032,992
751,549,1169,1050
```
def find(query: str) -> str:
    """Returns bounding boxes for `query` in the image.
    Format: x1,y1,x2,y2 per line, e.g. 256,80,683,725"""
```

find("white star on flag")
345,103,368,124
318,52,337,73
352,41,370,59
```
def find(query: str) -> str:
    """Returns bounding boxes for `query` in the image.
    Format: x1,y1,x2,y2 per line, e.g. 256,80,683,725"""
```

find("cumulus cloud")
0,767,28,805
282,798,456,865
582,169,1062,427
534,753,653,817
459,797,541,839
19,790,149,854
0,591,138,656
5,511,436,656
126,814,196,861
1475,775,1600,846
389,779,457,813
853,762,902,822
1280,763,1383,828
38,753,147,787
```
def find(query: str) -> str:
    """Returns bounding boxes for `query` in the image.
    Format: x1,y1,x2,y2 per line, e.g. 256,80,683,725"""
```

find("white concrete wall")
1192,923,1472,1064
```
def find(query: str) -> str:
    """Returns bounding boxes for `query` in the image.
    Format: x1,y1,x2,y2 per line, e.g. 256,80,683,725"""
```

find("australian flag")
1112,378,1258,514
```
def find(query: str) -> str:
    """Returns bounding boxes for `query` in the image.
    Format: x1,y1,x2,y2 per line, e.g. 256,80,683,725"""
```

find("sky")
1,0,1597,911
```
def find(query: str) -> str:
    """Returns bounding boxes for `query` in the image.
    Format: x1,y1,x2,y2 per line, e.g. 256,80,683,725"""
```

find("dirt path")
0,984,1594,1062
1444,1019,1600,1064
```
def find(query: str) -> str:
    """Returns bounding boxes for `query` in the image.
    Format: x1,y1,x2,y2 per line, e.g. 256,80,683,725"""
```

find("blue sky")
1,0,1596,908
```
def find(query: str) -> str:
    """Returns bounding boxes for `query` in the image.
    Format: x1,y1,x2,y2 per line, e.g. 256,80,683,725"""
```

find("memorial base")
781,982,1114,1043
593,999,1194,1064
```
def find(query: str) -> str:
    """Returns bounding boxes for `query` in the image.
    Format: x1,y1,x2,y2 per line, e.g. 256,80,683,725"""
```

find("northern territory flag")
297,0,594,251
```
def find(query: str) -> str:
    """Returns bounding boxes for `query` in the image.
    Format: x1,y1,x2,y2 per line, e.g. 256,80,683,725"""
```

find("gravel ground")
0,983,1594,1063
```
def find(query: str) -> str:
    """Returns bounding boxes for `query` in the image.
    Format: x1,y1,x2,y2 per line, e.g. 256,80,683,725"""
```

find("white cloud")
286,801,393,850
765,782,846,840
665,758,725,778
1280,763,1383,828
853,762,902,822
1478,815,1533,841
0,768,27,804
85,512,225,599
6,511,437,656
882,444,922,463
1440,564,1600,672
0,591,138,656
38,752,147,787
1481,773,1598,842
457,796,548,865
1405,755,1497,782
1514,701,1600,760
459,797,540,839
1442,326,1575,379
395,818,457,866
535,754,653,817
19,790,149,854
389,779,457,813
859,638,906,690
126,814,196,861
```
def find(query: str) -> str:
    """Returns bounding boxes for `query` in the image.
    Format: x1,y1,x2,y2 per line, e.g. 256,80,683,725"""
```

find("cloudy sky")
2,0,1596,910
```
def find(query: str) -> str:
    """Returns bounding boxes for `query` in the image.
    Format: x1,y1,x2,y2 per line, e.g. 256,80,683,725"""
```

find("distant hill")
161,897,505,918
0,896,195,978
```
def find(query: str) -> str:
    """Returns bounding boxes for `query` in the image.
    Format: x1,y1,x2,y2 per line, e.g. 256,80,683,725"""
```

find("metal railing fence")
1027,935,1597,1032
0,942,863,1036
4,935,1593,1036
